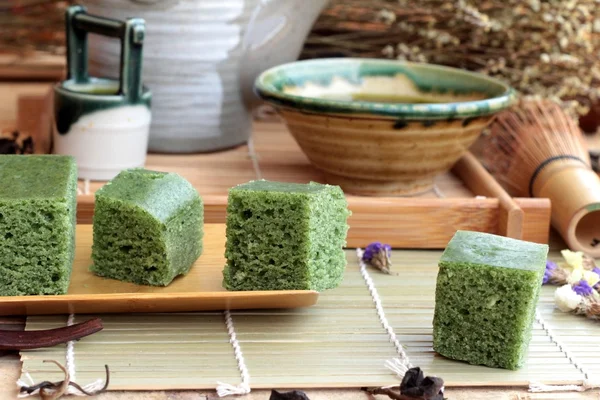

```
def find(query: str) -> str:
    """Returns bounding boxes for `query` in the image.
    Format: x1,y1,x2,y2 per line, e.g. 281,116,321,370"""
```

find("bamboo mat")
18,249,596,391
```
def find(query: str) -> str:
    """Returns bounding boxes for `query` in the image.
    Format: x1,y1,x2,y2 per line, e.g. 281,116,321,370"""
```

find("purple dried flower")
592,267,600,290
362,242,394,274
362,242,391,262
543,260,558,285
573,280,594,296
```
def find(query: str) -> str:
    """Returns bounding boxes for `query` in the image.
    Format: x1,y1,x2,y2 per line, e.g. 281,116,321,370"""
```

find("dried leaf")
400,367,445,400
364,367,445,400
270,389,311,400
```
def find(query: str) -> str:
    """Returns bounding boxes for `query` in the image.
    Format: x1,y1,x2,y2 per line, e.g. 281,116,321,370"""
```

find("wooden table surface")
1,83,599,399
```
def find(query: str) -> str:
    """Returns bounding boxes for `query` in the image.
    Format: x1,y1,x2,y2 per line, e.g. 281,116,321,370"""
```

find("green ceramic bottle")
53,5,152,181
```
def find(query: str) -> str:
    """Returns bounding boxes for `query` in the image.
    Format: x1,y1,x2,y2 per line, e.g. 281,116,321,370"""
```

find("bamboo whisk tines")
483,101,590,197
481,100,600,256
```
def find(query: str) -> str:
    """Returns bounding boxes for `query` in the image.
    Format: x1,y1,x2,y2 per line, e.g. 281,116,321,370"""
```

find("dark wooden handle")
0,317,103,350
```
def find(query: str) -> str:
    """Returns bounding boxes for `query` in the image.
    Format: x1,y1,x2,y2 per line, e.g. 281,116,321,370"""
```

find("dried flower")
582,254,597,270
576,296,600,320
560,250,588,284
542,250,600,319
543,260,557,284
376,9,396,25
583,270,600,287
573,279,595,296
568,267,585,285
363,242,394,274
554,284,583,312
562,249,584,269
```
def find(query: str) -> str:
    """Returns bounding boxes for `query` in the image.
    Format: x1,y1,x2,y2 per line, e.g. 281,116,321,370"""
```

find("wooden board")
0,225,318,316
74,120,552,249
0,53,64,81
18,248,593,391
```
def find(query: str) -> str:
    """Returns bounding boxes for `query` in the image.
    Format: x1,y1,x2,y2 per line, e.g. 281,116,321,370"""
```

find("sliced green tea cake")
433,230,548,370
91,168,203,286
0,155,77,295
223,180,351,291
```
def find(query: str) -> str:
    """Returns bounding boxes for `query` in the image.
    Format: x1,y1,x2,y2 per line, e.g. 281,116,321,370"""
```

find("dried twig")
19,361,110,399
366,387,413,400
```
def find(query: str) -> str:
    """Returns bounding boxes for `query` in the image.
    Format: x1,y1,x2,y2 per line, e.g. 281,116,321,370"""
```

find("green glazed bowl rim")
254,58,518,119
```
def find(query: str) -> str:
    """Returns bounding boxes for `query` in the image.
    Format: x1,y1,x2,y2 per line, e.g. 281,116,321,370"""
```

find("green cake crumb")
91,168,203,286
0,155,77,296
223,180,351,292
433,230,548,370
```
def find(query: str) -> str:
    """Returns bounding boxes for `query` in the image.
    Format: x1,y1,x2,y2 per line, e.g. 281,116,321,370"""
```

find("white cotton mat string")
356,248,413,379
432,183,445,199
77,179,91,196
216,310,251,397
17,314,106,397
247,135,262,180
64,314,106,396
65,313,77,394
16,372,36,398
529,311,600,392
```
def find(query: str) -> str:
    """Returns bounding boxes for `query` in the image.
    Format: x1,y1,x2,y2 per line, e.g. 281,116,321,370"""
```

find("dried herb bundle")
303,0,600,118
0,0,71,56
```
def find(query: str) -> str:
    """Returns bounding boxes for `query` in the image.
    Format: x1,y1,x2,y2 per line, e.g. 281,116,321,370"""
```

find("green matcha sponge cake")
91,168,203,286
223,180,350,292
0,155,77,296
433,230,548,370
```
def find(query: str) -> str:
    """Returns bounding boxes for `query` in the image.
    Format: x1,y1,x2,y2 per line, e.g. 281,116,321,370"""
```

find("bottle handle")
65,5,146,103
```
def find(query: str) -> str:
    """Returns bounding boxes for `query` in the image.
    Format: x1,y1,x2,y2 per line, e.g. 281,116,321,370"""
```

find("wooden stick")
452,152,524,240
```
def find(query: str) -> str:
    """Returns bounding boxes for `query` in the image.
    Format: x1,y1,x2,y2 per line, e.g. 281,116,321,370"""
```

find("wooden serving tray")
75,121,552,248
0,224,318,316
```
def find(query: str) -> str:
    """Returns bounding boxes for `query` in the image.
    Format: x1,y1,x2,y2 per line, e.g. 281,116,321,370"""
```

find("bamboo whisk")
482,100,600,256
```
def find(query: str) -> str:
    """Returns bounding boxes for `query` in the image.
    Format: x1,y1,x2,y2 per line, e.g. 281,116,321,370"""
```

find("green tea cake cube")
91,168,203,286
433,230,548,370
0,155,77,296
223,180,350,291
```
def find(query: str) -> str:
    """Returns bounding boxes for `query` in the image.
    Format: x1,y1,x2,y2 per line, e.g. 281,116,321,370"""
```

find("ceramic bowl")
255,58,517,196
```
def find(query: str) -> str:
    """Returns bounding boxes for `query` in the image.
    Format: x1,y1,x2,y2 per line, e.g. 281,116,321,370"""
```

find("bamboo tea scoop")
0,317,103,350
